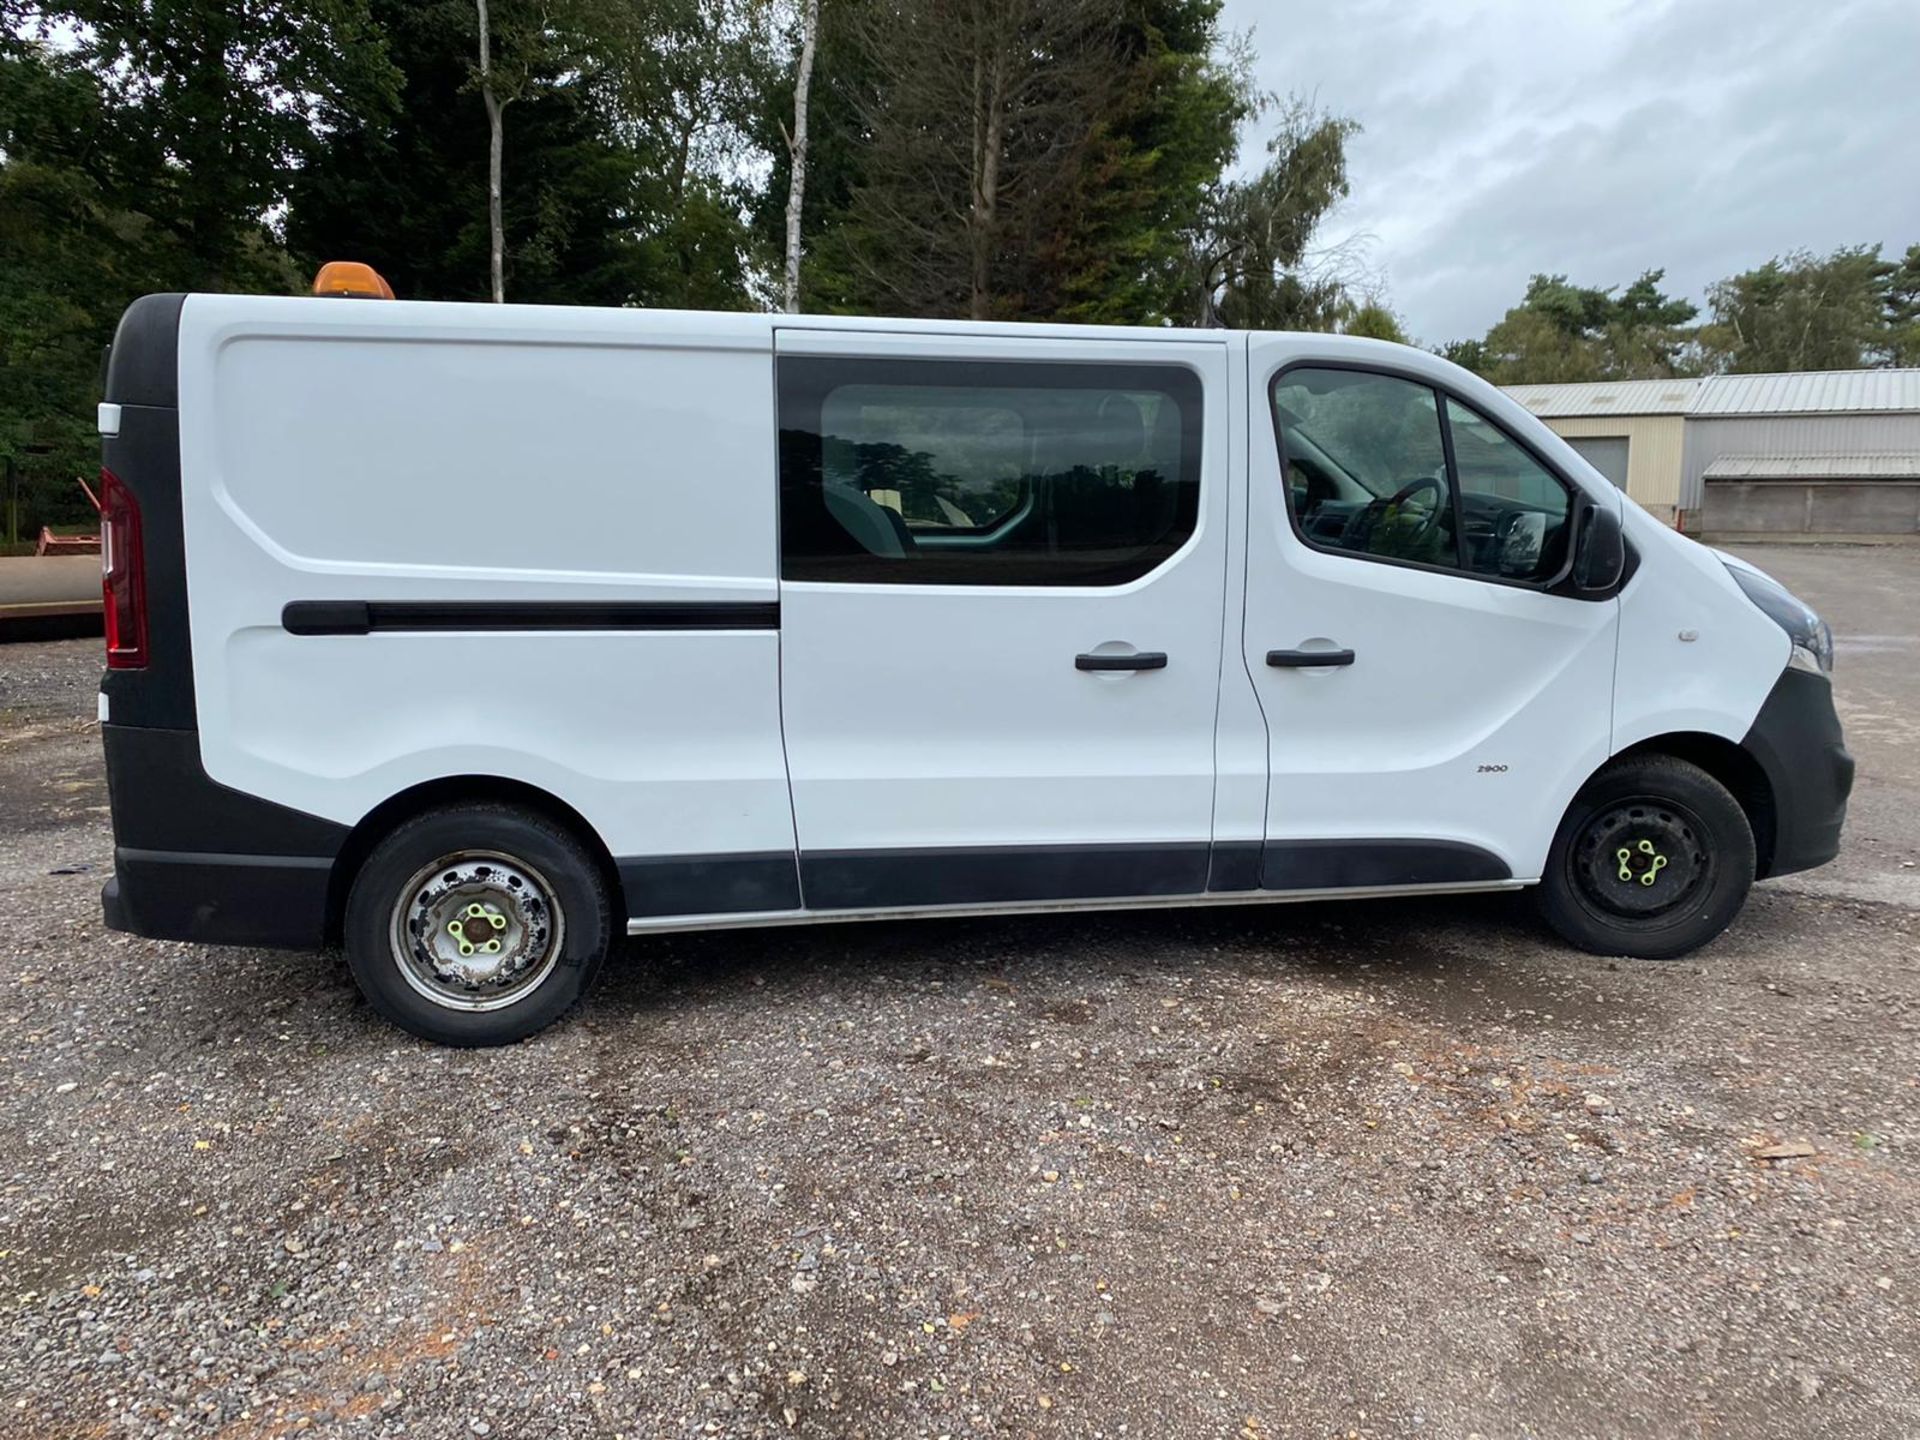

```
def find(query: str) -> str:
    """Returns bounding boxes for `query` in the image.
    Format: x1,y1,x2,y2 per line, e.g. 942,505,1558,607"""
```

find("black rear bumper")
100,723,347,950
1742,666,1854,878
103,848,334,950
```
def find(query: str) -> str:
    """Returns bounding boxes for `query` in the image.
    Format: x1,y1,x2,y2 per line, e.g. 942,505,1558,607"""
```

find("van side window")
1442,398,1574,583
779,358,1202,586
1271,367,1575,585
1270,370,1454,568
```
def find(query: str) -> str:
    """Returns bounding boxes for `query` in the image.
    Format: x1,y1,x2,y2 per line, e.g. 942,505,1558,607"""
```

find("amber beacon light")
312,261,396,299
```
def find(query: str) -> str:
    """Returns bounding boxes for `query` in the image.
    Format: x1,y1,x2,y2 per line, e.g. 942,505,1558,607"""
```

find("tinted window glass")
780,358,1202,586
820,386,1029,534
1271,368,1456,568
1444,398,1574,583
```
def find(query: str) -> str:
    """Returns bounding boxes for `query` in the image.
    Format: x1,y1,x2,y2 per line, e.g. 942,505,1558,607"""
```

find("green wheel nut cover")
447,901,510,955
1616,839,1669,885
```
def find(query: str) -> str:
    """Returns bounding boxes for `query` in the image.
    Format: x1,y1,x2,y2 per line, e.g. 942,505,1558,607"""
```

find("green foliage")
1700,244,1902,373
1453,246,1920,382
1341,302,1408,344
62,0,399,291
2,1,399,538
1888,244,1920,367
1,0,773,538
760,0,1265,326
1435,338,1489,375
1475,270,1698,384
747,0,879,308
802,0,1146,321
0,42,150,532
1048,0,1252,326
285,0,655,306
1192,100,1358,330
575,0,772,308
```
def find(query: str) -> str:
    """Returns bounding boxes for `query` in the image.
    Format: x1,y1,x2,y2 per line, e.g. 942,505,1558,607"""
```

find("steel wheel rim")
389,850,565,1012
1570,796,1713,923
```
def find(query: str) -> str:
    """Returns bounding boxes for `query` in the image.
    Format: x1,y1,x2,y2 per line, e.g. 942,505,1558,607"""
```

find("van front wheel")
1539,755,1755,960
343,804,611,1045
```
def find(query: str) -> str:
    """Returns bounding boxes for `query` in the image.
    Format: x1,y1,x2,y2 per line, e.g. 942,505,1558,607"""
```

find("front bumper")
1742,666,1854,878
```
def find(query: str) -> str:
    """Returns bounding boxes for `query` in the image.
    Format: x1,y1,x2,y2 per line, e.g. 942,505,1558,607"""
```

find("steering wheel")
1344,475,1446,553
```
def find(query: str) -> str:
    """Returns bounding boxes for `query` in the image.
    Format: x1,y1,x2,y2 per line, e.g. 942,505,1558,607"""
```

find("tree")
1341,301,1407,344
748,0,880,308
1699,246,1893,373
0,0,1406,542
47,0,397,292
0,41,136,539
817,0,1127,321
1044,0,1250,325
781,0,821,313
1469,269,1698,383
580,0,774,308
1606,269,1702,375
754,0,1274,326
474,0,506,301
1435,338,1489,375
1481,303,1607,384
1187,99,1359,329
285,0,670,307
1887,243,1920,367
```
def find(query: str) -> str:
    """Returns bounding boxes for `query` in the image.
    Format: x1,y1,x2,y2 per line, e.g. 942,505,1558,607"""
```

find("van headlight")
1724,563,1834,675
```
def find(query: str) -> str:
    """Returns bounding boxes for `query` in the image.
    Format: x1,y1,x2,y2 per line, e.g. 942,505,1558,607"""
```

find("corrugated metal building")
1504,369,1920,536
1679,370,1920,535
1504,380,1699,518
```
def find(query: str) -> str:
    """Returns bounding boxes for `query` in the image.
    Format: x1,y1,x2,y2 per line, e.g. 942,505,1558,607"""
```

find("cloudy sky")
1218,0,1920,345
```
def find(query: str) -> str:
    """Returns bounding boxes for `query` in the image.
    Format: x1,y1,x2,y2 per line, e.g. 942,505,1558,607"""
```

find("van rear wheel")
1539,754,1755,960
343,804,611,1046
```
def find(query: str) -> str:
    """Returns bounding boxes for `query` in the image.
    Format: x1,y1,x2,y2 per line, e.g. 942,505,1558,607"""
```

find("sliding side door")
775,329,1230,911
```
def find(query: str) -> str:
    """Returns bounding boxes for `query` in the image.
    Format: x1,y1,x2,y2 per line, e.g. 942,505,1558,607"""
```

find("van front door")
1240,341,1621,890
774,329,1230,912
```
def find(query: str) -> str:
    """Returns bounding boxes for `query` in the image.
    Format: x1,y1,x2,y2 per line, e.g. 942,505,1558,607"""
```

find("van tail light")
100,467,149,669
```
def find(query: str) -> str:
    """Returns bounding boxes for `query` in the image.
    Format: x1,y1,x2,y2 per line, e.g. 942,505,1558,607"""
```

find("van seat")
823,482,915,558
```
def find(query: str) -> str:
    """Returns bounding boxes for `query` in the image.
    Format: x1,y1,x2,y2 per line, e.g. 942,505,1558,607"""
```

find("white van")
95,289,1852,1045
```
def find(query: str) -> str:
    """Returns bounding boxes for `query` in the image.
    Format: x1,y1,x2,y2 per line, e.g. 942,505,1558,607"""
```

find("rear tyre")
1538,754,1755,960
343,803,611,1046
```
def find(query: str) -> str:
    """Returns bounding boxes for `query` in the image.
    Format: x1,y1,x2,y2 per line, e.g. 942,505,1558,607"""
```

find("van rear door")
773,328,1231,911
1241,337,1621,888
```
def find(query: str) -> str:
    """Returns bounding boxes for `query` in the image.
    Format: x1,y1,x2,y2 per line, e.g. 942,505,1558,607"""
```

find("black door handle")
1076,651,1168,672
1267,648,1355,668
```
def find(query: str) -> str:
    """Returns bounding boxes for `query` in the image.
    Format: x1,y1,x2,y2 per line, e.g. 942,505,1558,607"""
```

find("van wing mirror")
1571,501,1625,594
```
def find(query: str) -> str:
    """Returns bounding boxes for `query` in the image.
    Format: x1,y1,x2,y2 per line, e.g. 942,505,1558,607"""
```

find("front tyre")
344,804,611,1045
1539,755,1755,960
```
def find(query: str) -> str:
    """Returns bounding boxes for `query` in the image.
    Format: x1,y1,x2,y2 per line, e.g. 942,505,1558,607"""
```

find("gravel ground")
2,545,1917,1440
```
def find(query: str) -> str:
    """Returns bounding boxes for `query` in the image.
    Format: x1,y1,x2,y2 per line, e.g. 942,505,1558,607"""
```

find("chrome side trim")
625,878,1531,936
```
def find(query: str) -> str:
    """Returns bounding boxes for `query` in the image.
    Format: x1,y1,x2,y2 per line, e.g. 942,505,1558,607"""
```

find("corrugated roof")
1689,369,1920,416
1502,368,1920,419
1503,378,1701,418
1703,452,1920,480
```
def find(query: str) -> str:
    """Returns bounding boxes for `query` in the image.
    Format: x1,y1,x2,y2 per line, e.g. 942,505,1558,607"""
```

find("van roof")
180,293,1267,349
